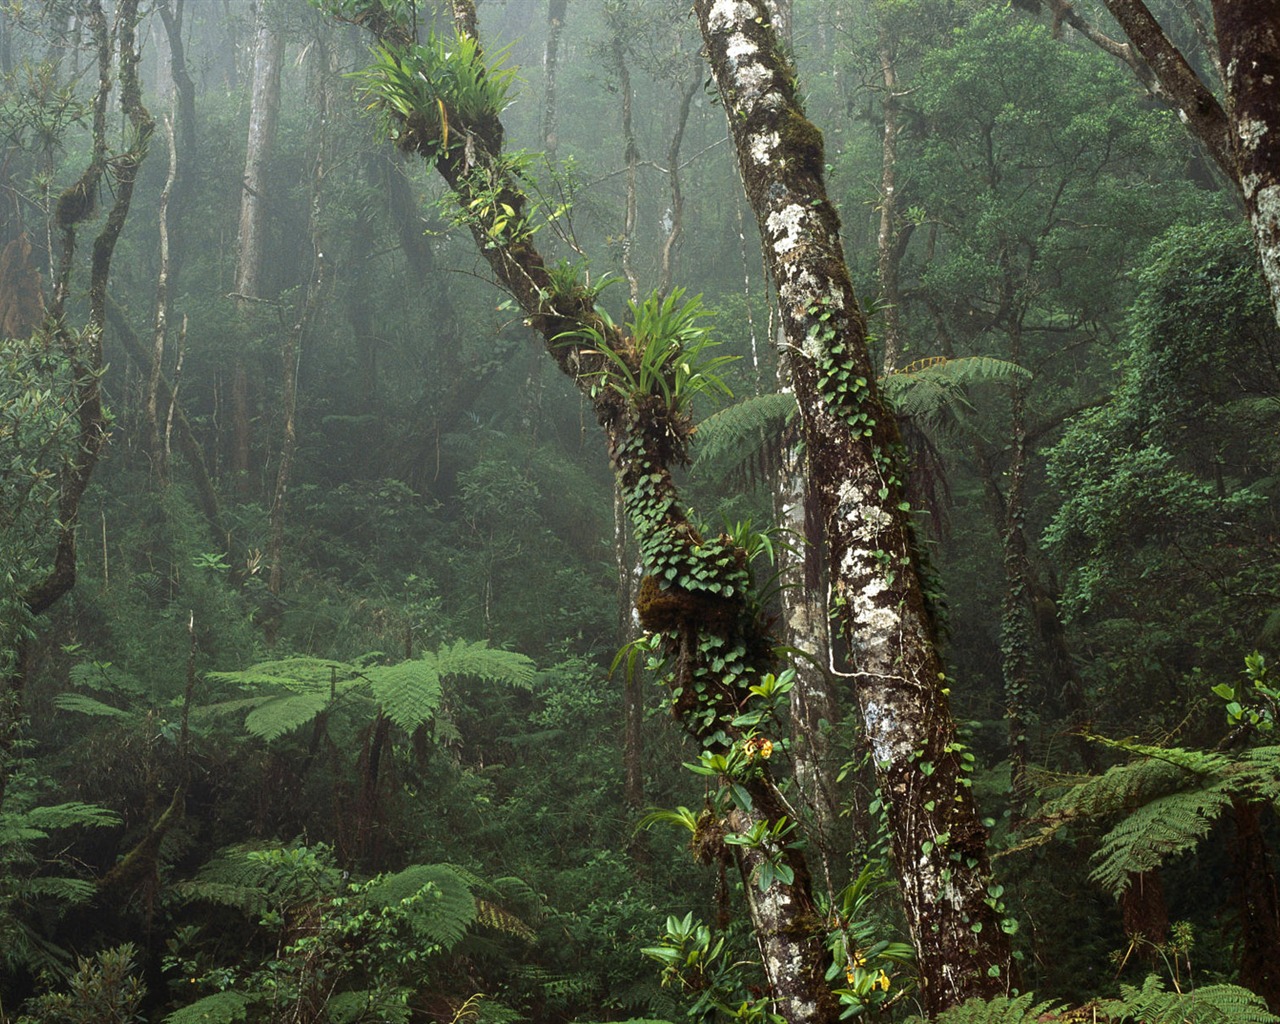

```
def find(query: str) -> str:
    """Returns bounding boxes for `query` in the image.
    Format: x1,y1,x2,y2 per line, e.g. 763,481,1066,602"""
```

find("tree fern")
163,990,251,1024
913,991,1063,1024
1028,744,1280,897
692,391,797,485
1099,976,1278,1024
206,642,533,741
918,979,1278,1024
881,356,1031,430
365,863,477,949
52,692,133,718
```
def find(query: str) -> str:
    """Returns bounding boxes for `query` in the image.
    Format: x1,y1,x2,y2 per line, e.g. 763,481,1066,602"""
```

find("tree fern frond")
206,657,355,691
475,897,536,940
21,876,97,904
365,863,477,950
882,356,1030,425
243,689,338,742
427,640,536,689
692,391,797,485
163,990,252,1024
1090,785,1233,896
1099,976,1279,1024
363,661,443,733
916,991,1063,1024
18,801,122,831
53,693,134,718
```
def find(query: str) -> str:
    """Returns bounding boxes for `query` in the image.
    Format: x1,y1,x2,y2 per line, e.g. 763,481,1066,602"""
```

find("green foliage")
823,865,916,1016
558,288,735,421
881,356,1031,431
1213,652,1279,734
16,944,146,1024
691,392,796,487
641,913,779,1024
350,31,517,158
206,641,533,741
1026,739,1280,897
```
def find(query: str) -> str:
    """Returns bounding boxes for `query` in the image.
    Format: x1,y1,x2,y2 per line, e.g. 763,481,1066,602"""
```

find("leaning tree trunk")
340,3,842,1018
693,2,1012,1013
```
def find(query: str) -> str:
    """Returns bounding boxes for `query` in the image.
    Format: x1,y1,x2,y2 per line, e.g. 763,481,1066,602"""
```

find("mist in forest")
1,1,1278,1022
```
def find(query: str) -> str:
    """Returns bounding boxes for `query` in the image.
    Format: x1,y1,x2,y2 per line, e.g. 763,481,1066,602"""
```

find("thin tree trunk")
541,0,567,157
874,23,910,374
693,3,1012,1011
235,4,284,304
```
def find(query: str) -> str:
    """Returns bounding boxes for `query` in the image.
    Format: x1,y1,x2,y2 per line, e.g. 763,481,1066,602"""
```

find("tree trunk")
693,3,1012,1012
541,0,567,157
1212,3,1280,328
235,3,283,303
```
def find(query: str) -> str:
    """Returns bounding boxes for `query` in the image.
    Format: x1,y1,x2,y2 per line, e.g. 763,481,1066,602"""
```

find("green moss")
778,108,825,179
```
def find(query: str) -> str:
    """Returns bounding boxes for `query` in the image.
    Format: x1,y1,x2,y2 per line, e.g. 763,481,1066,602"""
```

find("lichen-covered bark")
693,0,1012,1013
344,4,839,1020
1213,2,1280,328
1098,0,1234,180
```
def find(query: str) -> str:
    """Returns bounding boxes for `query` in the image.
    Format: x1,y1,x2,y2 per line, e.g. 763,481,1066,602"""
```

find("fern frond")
1090,784,1233,896
53,693,134,718
206,657,356,691
475,897,536,941
692,391,797,486
916,991,1062,1024
326,989,412,1024
882,356,1030,426
363,661,443,733
163,990,252,1024
427,640,536,689
243,689,337,742
365,863,477,950
1099,976,1278,1024
17,801,122,831
20,876,97,904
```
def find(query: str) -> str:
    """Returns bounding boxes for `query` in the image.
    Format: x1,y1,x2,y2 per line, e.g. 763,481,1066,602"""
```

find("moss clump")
778,108,825,180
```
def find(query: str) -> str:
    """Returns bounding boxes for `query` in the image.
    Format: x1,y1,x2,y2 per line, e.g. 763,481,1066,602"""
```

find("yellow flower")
875,970,891,992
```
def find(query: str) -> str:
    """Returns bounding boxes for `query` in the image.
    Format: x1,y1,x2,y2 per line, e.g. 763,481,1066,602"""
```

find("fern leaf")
882,356,1030,426
18,801,121,831
366,863,477,949
21,876,97,904
918,991,1062,1024
1090,784,1233,896
363,661,443,733
326,989,411,1024
163,990,252,1024
1100,976,1279,1024
243,689,334,741
475,897,535,940
692,391,797,485
206,657,356,691
428,639,536,689
53,692,134,718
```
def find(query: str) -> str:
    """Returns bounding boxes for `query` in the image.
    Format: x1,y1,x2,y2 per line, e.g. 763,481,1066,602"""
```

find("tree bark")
692,2,1012,1012
235,2,284,303
349,4,842,1018
1212,3,1280,328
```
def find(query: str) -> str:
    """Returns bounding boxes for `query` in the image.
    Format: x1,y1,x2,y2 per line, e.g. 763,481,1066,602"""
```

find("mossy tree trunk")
337,3,841,1020
692,1,1012,1013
